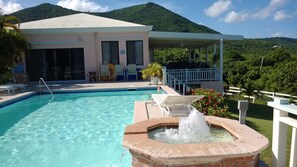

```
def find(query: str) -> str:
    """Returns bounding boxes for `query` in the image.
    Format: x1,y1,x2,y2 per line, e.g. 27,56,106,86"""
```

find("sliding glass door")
26,48,85,81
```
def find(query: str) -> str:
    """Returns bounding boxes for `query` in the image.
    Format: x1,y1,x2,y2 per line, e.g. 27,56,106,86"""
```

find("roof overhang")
149,31,243,48
21,26,153,34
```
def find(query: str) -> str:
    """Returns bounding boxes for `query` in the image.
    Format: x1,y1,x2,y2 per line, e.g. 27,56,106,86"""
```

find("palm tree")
0,15,20,32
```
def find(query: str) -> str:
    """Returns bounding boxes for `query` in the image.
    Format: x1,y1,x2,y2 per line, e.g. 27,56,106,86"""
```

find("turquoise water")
0,90,158,167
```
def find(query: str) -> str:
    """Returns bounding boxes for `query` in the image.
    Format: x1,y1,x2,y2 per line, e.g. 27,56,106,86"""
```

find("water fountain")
149,110,234,144
123,109,269,166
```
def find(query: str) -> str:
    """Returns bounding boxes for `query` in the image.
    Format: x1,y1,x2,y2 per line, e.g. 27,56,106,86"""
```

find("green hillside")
11,3,78,22
10,2,218,34
98,2,218,33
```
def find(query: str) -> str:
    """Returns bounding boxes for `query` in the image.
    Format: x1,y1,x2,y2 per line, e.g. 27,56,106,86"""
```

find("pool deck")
0,81,177,120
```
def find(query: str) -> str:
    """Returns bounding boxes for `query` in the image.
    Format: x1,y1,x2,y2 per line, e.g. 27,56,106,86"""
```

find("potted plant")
141,63,163,85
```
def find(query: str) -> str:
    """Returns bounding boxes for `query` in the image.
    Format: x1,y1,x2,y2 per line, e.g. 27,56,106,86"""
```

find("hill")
225,37,297,57
11,3,78,22
98,2,218,33
10,2,218,34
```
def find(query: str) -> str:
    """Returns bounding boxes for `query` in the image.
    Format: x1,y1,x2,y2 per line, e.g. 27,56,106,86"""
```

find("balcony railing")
167,68,221,83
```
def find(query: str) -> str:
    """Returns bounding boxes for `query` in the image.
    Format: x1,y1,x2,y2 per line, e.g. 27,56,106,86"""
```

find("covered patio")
148,31,243,93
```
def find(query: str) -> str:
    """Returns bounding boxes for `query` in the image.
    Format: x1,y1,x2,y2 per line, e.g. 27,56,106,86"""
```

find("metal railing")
167,68,221,83
39,78,54,101
166,73,192,95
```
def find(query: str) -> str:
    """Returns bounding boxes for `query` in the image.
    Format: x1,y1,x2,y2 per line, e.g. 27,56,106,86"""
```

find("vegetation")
141,62,163,80
192,88,231,117
224,45,297,95
10,3,78,23
0,15,30,84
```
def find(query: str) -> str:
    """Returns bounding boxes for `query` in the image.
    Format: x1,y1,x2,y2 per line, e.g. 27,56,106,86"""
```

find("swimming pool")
0,89,159,167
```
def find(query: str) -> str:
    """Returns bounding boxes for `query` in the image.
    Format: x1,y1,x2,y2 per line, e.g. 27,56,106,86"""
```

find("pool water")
0,90,158,167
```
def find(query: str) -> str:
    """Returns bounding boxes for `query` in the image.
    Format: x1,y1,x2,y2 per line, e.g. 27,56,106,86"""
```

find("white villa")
20,13,243,92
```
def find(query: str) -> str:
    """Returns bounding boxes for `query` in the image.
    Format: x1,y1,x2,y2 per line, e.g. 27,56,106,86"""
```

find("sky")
0,0,297,39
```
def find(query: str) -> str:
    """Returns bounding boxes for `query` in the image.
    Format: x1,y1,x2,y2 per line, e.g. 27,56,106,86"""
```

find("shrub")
192,88,231,118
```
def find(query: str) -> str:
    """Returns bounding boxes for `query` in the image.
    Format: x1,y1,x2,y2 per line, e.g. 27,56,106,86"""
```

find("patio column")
220,39,223,81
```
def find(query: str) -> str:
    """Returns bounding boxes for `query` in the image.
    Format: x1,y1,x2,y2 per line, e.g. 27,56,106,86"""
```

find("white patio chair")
127,64,137,80
151,94,204,117
10,84,26,92
115,64,125,81
100,64,110,81
0,85,15,95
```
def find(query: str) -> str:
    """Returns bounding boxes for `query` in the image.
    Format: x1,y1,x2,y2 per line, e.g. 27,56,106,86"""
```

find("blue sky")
1,0,297,38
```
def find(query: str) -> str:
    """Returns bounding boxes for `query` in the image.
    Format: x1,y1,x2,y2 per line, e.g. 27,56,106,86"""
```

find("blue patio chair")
127,64,137,81
115,64,125,81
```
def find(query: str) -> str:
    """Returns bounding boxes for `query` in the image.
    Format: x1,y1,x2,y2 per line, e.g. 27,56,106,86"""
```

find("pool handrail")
39,78,54,101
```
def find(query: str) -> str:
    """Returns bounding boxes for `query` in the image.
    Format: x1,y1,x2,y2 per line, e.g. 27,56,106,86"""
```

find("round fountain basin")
123,116,269,167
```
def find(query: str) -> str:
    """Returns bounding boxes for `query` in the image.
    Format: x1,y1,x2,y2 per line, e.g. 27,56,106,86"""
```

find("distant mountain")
12,3,78,22
10,2,219,34
98,2,218,33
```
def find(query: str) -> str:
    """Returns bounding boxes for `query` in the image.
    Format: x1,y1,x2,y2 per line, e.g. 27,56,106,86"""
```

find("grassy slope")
225,97,293,166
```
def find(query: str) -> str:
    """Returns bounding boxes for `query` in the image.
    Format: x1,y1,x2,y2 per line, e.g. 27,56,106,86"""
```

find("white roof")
20,13,152,34
149,31,243,48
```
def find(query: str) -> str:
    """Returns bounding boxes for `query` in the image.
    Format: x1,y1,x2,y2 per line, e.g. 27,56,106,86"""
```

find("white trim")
21,26,153,34
149,31,243,41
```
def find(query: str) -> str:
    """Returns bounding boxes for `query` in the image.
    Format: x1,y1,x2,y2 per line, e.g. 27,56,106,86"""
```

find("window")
26,48,85,81
126,40,143,65
101,41,119,64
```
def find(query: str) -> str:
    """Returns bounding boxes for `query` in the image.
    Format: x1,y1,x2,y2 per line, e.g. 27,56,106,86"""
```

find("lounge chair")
115,64,125,81
151,94,204,117
127,64,137,80
0,85,15,95
10,84,26,92
100,64,110,81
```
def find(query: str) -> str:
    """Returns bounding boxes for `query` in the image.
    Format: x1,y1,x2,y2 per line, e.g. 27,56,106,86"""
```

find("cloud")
222,0,289,23
252,0,287,19
57,0,109,12
0,0,23,14
224,11,249,23
273,10,292,21
271,31,289,37
204,0,231,17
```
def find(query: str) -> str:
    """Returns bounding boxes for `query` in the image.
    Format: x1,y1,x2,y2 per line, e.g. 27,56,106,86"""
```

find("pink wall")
24,31,150,81
97,32,150,67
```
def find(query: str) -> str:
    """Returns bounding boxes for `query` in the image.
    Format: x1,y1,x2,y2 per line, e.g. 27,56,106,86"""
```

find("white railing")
166,73,192,95
167,68,221,83
225,86,297,103
268,98,297,167
39,78,54,101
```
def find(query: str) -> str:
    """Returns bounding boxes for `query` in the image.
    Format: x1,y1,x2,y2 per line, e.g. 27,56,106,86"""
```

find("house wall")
97,31,150,67
24,31,150,81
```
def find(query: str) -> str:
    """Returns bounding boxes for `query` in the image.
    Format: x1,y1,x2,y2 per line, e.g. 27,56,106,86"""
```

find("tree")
272,61,297,95
0,14,30,83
